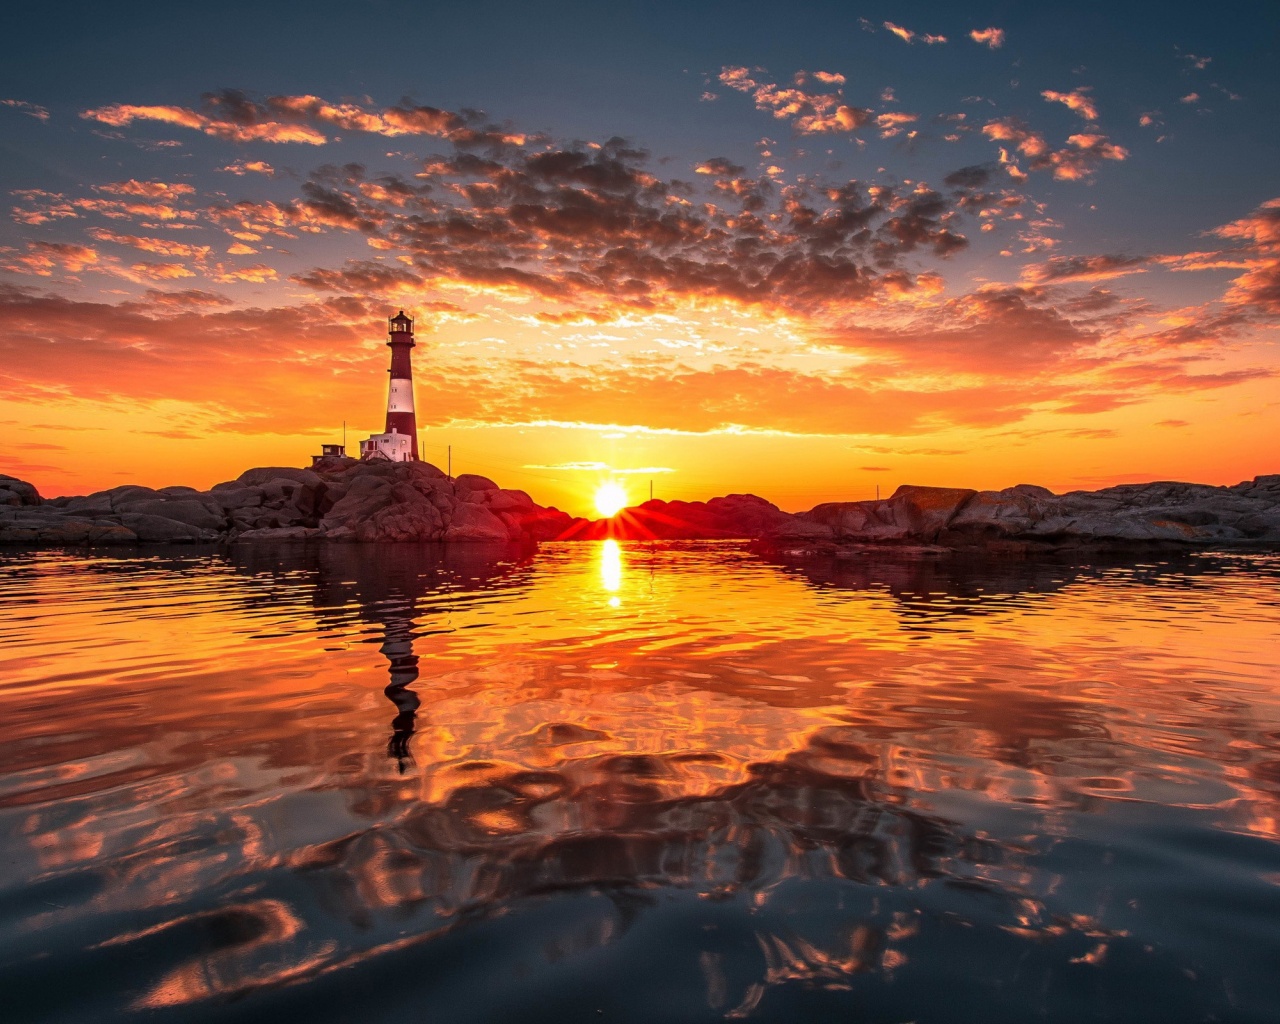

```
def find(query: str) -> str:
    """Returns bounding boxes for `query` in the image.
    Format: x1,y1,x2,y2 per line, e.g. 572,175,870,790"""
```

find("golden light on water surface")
600,539,623,606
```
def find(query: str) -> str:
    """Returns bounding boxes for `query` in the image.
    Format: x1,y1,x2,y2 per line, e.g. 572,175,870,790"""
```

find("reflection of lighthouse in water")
380,601,421,773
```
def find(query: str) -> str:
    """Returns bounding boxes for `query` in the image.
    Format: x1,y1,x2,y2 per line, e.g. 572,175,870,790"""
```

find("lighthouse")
359,310,420,462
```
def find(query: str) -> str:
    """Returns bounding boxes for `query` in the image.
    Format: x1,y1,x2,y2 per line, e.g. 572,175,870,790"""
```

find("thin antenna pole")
343,420,346,452
650,478,653,501
876,484,880,501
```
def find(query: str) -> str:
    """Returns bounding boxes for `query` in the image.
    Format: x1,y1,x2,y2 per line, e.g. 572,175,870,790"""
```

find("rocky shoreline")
0,458,573,547
1,459,1277,552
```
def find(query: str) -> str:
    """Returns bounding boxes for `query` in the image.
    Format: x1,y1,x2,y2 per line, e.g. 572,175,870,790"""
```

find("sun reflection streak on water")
1,545,1279,1022
600,538,622,605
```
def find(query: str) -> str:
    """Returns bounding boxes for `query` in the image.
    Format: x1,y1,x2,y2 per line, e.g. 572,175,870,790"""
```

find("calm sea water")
2,542,1279,1023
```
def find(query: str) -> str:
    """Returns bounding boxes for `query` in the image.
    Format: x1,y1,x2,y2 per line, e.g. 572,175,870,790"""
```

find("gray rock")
209,486,263,511
60,494,116,516
488,488,536,513
356,507,443,542
0,475,41,506
118,513,210,543
234,526,323,541
322,475,393,528
454,473,499,493
445,501,510,542
236,466,323,490
116,498,226,531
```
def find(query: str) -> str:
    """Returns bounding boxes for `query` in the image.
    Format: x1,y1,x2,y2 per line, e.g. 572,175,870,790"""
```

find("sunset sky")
2,0,1277,515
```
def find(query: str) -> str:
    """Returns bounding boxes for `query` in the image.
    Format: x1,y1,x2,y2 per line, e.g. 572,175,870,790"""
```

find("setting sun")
594,482,629,518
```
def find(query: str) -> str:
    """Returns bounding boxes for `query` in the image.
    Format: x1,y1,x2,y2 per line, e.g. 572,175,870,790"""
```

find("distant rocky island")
1,457,1278,552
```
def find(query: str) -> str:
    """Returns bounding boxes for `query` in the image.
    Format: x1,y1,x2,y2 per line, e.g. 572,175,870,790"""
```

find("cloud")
87,227,211,261
8,89,1277,456
82,102,329,144
2,242,100,276
884,21,915,43
1214,198,1280,248
982,119,1127,180
876,112,919,138
694,157,746,177
80,91,529,152
95,180,195,200
1022,254,1148,283
718,66,872,134
1,99,50,121
212,263,279,283
253,137,972,314
220,160,275,176
1210,198,1280,314
1041,88,1099,121
969,27,1005,49
825,285,1097,376
129,261,197,281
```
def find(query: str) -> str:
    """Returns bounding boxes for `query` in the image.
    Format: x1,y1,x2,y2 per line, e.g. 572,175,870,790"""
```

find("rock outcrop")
2,464,1277,550
791,477,1280,551
557,493,832,542
0,459,573,546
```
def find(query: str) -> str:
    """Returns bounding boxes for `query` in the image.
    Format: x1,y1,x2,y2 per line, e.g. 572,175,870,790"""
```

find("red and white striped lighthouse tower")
384,310,418,460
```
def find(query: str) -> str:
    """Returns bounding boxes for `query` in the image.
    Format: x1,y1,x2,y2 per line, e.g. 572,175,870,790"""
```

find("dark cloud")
943,164,997,189
1023,254,1149,283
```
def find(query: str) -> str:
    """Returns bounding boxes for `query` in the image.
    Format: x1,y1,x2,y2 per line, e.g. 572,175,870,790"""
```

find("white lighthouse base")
359,430,414,462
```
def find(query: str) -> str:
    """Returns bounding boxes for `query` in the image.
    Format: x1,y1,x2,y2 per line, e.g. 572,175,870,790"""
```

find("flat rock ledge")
3,467,1277,551
0,460,573,546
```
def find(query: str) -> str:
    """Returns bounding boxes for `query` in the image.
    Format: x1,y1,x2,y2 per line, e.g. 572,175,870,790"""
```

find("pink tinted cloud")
87,227,211,261
82,103,328,144
1022,254,1148,283
1,99,50,121
982,119,1126,180
2,242,99,276
718,66,871,134
220,160,275,176
969,27,1005,49
1042,88,1099,121
95,180,195,200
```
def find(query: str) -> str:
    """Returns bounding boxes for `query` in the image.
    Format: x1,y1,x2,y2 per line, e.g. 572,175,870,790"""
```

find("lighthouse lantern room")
359,311,420,462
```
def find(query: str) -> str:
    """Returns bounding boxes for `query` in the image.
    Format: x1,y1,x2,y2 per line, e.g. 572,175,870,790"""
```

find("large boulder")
0,506,138,545
118,512,212,543
355,498,445,542
116,498,227,532
513,506,575,541
236,466,323,489
885,485,977,540
488,488,536,513
321,474,394,529
947,485,1057,540
454,473,499,493
445,501,510,542
0,475,41,506
208,486,263,511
